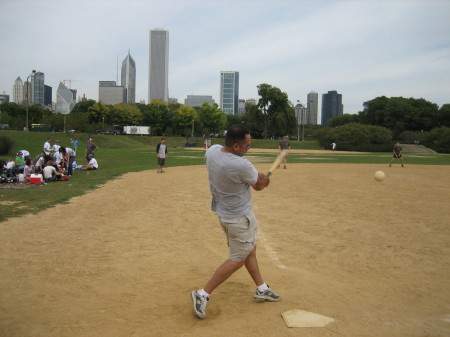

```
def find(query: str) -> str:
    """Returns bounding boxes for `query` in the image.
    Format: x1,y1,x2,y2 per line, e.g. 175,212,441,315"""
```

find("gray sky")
1,0,449,119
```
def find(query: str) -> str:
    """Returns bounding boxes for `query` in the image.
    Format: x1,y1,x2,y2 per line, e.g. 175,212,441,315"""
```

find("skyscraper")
307,91,318,125
13,77,23,104
121,51,136,103
321,90,343,125
220,71,239,114
56,82,76,114
149,29,169,103
31,71,45,105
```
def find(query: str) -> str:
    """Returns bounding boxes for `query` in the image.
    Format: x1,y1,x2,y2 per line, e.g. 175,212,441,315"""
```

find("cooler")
30,174,43,184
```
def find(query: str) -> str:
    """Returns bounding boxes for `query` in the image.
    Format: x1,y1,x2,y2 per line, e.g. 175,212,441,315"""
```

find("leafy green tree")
110,103,142,126
173,105,198,137
327,113,360,127
423,126,450,153
141,100,172,135
198,103,227,136
72,99,96,113
359,96,440,136
257,83,296,138
437,104,450,127
242,103,264,138
87,102,110,124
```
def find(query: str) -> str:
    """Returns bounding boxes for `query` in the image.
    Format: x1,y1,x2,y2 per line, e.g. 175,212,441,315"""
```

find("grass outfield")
1,130,449,222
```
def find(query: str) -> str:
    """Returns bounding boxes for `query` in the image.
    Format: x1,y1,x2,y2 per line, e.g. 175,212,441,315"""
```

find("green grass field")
1,130,449,222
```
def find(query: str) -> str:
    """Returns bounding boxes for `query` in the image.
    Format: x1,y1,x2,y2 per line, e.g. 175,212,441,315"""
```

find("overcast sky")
1,0,449,120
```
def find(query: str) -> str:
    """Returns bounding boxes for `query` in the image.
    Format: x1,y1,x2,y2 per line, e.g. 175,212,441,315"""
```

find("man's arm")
252,172,270,191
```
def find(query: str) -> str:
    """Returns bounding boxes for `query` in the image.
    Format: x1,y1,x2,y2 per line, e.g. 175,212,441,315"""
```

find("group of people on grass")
0,137,100,183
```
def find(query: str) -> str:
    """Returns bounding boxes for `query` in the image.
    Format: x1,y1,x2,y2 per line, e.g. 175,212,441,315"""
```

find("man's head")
88,154,94,159
225,125,251,157
160,138,165,144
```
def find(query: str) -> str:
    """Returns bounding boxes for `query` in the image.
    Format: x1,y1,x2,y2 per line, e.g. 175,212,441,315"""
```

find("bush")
398,130,427,144
318,123,392,152
422,126,450,153
0,134,15,155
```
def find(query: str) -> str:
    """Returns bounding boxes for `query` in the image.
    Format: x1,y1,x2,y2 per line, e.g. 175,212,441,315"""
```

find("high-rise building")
307,91,318,125
0,94,9,103
44,85,52,107
13,77,23,104
99,81,126,105
55,82,76,114
121,51,136,103
220,71,239,114
149,29,169,103
321,90,343,125
23,81,32,104
31,71,45,105
184,95,215,107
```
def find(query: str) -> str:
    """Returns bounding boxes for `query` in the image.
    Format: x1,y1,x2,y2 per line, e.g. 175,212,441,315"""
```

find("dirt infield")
1,156,449,337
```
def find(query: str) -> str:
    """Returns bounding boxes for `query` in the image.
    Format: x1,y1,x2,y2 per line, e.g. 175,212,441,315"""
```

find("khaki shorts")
219,212,257,262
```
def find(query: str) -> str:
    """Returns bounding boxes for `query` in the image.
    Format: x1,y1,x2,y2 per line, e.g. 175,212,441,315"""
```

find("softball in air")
374,171,386,182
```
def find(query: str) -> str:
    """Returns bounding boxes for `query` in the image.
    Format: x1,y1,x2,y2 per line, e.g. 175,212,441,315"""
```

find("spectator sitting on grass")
23,158,34,178
34,151,45,174
83,154,98,170
43,160,62,182
14,151,25,173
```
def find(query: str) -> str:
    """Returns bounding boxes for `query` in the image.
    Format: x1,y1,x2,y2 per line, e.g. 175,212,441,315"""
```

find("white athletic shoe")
253,286,281,302
191,290,208,319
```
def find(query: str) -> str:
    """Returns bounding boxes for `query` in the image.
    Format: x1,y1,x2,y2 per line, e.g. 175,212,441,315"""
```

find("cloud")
1,0,449,117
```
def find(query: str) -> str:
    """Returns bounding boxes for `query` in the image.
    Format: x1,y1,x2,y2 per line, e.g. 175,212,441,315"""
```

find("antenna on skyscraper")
116,55,119,84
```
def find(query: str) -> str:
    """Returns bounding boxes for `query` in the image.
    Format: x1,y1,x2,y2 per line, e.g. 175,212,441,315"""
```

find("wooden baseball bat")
266,150,288,177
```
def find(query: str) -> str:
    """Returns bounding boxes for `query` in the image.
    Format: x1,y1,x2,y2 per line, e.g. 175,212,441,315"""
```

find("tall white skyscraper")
149,29,169,103
121,51,136,103
13,77,23,104
220,71,239,114
307,91,318,124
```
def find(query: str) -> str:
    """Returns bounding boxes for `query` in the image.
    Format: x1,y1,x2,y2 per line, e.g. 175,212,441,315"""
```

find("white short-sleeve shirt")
205,144,258,218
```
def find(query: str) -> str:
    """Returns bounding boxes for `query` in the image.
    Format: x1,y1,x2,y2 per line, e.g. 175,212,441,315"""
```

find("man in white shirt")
191,125,279,320
52,140,61,155
83,154,98,170
43,160,62,181
43,137,52,155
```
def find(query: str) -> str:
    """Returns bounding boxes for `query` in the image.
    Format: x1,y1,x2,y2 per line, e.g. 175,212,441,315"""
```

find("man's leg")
244,246,264,286
204,259,245,294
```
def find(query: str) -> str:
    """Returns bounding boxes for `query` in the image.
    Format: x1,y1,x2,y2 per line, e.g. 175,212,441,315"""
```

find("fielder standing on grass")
191,124,280,320
389,141,404,167
156,137,168,173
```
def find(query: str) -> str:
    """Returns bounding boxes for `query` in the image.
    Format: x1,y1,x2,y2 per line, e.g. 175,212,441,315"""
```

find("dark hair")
59,146,66,154
25,158,31,166
225,125,250,147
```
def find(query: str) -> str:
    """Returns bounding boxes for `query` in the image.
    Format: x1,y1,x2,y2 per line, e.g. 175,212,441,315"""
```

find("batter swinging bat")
266,150,288,178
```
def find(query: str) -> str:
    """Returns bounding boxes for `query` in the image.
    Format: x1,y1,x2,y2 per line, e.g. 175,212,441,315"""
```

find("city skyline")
1,0,449,120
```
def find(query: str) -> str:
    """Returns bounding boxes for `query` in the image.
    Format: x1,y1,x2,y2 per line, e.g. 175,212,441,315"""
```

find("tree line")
1,85,448,151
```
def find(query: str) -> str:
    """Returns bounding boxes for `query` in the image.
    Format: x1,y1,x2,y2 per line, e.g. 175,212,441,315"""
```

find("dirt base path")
1,160,449,337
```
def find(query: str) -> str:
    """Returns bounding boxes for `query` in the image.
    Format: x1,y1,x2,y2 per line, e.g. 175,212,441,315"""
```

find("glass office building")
220,71,239,114
321,90,343,125
149,29,169,103
31,71,45,105
121,51,136,103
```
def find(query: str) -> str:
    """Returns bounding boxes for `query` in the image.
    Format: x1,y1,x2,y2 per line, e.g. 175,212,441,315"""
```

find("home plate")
282,309,335,328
